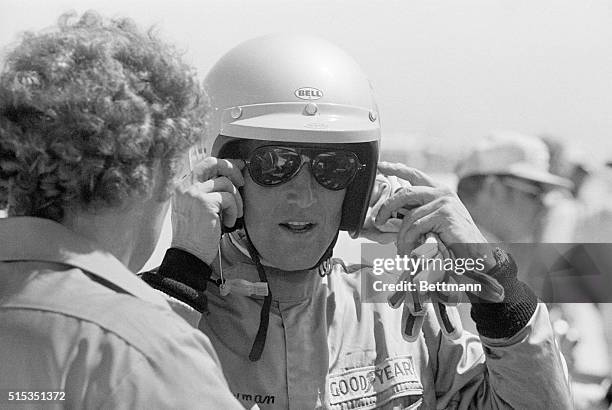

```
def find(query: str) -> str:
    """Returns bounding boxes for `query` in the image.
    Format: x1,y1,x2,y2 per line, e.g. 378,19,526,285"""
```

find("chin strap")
315,231,339,277
240,228,339,361
243,229,273,362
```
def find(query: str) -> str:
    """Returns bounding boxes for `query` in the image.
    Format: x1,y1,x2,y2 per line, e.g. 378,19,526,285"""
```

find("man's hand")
375,161,496,271
171,157,245,264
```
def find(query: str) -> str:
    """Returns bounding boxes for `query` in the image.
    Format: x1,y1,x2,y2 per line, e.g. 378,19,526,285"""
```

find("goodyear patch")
326,355,423,409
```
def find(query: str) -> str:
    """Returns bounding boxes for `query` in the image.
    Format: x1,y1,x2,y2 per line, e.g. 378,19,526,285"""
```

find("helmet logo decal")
295,87,323,100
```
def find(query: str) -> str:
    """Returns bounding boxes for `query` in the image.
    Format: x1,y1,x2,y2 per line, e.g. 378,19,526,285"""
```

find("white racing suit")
143,233,572,410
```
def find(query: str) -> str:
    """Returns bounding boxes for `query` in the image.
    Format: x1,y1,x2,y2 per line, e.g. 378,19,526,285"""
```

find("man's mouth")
279,221,316,233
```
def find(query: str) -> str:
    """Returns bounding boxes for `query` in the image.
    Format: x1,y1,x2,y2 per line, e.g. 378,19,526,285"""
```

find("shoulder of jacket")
5,267,211,362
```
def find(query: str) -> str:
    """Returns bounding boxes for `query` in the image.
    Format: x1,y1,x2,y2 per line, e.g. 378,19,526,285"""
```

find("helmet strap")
242,226,272,362
239,224,340,360
315,231,339,277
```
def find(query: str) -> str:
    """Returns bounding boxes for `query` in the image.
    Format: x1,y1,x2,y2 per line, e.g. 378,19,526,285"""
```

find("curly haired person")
0,11,241,409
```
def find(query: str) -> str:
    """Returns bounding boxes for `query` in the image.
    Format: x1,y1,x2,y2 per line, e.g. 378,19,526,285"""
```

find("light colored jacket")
188,235,572,409
0,217,242,410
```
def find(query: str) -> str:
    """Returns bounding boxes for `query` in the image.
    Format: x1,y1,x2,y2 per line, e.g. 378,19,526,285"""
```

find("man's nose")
285,164,317,208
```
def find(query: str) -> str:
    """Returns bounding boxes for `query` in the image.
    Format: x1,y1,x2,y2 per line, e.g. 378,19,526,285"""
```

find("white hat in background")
456,131,573,189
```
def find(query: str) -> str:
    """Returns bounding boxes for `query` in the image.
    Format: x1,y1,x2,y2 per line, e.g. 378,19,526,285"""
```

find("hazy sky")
2,0,612,162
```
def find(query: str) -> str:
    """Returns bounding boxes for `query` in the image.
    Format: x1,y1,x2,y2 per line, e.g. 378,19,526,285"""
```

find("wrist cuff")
141,271,209,313
470,249,538,338
140,248,213,313
159,247,211,291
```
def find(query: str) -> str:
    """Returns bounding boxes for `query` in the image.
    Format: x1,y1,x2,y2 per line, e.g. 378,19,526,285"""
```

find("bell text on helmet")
295,87,323,100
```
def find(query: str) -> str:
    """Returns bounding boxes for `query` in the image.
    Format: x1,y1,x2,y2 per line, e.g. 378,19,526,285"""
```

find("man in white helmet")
143,35,571,409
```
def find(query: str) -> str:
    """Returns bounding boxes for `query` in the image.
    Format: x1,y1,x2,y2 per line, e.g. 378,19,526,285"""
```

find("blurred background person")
456,131,611,409
455,131,572,243
454,132,570,333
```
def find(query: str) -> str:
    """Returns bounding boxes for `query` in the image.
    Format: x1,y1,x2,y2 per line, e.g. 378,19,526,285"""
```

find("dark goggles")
245,145,364,190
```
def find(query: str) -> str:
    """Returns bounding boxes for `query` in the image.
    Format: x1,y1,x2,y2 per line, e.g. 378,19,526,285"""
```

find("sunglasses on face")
244,145,364,190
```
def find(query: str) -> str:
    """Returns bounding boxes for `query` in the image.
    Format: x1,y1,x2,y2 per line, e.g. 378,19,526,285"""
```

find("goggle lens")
247,146,362,190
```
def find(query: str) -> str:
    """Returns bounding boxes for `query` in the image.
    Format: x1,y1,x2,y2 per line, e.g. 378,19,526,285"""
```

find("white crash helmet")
204,34,380,237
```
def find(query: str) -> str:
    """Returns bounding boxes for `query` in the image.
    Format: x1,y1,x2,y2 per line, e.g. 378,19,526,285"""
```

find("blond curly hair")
0,11,207,221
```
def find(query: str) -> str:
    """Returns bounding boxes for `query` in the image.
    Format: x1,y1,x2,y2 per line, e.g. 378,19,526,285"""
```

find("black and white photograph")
1,1,612,408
